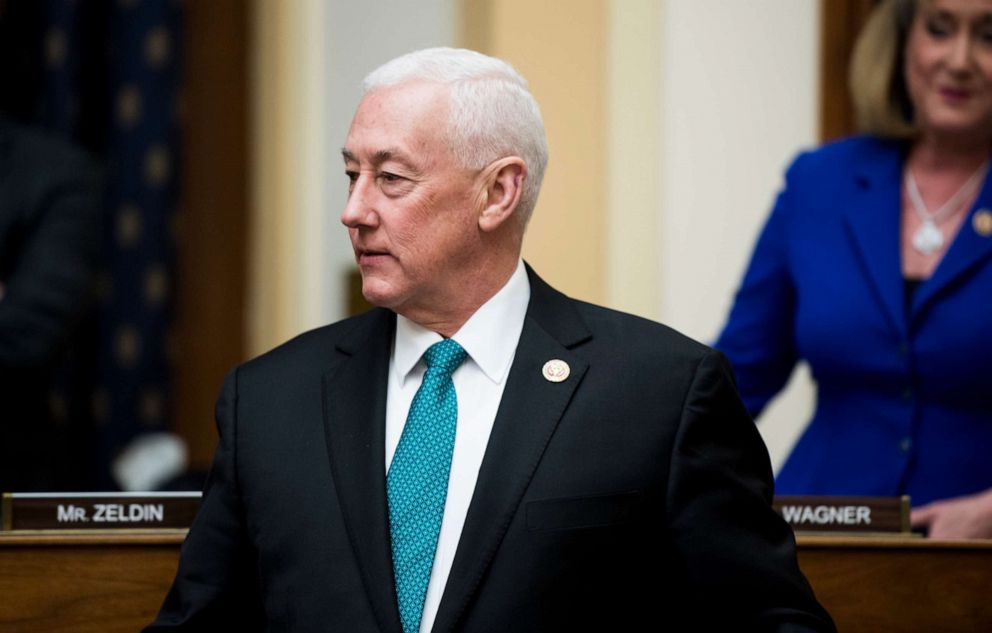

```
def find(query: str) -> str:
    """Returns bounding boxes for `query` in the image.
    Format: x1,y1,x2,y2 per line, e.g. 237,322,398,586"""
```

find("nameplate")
772,495,910,534
1,492,201,532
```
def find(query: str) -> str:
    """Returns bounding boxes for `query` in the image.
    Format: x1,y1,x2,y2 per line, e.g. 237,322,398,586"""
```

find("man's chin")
360,281,403,310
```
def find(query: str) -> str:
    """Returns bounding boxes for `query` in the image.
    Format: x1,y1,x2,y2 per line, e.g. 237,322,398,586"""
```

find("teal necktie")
388,338,467,633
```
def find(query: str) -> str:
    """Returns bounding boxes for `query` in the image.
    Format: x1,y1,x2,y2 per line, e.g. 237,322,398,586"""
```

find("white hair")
362,47,548,226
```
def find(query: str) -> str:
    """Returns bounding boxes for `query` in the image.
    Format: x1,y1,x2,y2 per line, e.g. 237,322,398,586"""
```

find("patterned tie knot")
423,339,467,377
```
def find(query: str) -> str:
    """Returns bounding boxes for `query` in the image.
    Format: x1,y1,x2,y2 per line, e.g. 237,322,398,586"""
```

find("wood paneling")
0,533,184,632
799,536,992,632
820,0,878,141
2,533,990,631
173,2,249,470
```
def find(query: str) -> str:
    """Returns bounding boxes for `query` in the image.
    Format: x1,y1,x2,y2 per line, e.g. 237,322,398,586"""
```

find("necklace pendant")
912,219,944,254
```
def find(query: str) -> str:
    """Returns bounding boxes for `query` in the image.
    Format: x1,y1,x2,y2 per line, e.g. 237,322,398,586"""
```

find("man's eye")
375,171,414,196
345,171,358,193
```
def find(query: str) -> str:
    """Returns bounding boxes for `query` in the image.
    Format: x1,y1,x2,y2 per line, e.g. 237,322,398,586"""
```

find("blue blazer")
716,136,992,507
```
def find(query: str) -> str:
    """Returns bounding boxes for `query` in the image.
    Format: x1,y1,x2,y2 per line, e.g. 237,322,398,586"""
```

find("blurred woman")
716,0,992,539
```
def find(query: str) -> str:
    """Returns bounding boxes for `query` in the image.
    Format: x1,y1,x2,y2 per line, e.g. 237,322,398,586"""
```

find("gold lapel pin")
542,359,570,383
973,209,992,237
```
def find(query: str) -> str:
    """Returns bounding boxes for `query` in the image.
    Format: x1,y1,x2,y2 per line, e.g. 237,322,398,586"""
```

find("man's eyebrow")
340,148,418,171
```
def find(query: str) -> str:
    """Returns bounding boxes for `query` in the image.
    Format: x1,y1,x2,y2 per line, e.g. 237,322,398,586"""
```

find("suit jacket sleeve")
666,349,835,632
0,125,103,369
145,369,265,631
715,153,807,418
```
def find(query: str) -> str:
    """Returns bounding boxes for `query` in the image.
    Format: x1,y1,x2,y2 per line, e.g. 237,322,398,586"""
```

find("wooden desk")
797,536,992,633
1,532,990,632
0,532,184,633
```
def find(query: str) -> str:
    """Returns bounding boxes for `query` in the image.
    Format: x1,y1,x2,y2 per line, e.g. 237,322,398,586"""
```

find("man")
0,115,103,491
148,48,834,632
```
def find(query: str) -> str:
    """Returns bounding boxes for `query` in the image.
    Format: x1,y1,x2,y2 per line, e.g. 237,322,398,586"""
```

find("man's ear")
478,157,527,232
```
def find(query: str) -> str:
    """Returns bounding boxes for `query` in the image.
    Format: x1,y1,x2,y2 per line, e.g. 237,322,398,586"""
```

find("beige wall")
463,0,609,305
657,0,819,469
606,0,662,320
248,0,455,356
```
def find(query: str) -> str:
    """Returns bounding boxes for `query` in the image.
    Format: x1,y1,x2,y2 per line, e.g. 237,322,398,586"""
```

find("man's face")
341,82,484,319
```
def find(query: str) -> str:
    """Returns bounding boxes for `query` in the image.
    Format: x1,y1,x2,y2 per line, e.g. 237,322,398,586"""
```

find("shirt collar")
393,259,531,385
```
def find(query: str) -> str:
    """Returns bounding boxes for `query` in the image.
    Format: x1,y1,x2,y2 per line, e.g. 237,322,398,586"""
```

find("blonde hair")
849,0,919,138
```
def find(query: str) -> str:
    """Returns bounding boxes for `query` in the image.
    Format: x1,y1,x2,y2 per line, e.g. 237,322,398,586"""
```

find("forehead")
920,0,992,15
344,81,450,161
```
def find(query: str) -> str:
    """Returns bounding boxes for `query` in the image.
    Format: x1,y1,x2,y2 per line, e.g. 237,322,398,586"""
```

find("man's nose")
341,173,378,228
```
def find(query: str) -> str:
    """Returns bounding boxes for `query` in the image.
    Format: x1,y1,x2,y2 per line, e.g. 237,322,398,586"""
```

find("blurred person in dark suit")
0,115,103,491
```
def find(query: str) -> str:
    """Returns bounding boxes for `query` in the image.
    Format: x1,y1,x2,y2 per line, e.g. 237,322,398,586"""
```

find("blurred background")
0,0,874,491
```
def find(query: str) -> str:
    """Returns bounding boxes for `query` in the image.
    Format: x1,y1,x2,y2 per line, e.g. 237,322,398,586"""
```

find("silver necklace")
904,161,989,255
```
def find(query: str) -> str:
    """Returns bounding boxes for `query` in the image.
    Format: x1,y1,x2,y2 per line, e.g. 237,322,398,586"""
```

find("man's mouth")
356,248,392,265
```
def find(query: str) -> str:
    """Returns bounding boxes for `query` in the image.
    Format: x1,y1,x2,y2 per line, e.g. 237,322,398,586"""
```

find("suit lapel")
322,308,404,633
912,172,992,320
431,269,591,633
842,141,908,340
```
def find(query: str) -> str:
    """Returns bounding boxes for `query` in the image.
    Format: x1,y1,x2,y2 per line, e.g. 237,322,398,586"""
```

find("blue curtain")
37,0,182,488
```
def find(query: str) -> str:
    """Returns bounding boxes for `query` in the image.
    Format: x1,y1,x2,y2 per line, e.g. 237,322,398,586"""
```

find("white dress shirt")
385,259,530,633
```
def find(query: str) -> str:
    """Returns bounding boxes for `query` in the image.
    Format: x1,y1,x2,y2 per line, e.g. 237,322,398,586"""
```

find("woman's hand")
911,488,992,539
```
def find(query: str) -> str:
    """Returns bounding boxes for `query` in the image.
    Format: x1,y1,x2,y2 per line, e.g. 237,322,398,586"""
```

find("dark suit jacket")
149,268,834,632
0,117,102,491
